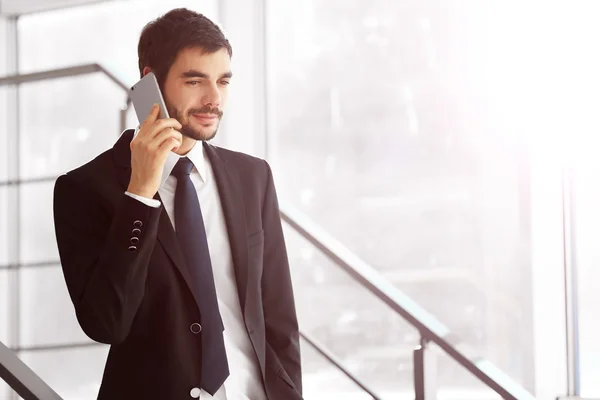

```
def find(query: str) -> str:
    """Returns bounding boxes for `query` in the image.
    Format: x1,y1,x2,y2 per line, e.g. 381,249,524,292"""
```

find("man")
53,8,302,400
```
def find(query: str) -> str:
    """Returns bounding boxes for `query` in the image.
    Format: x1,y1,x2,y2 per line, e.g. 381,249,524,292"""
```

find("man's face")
161,47,232,142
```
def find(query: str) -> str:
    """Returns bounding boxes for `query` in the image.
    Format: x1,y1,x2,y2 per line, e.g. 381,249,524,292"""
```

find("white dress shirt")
125,131,267,400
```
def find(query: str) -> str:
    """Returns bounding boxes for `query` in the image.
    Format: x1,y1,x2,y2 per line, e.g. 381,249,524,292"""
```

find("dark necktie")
171,157,229,395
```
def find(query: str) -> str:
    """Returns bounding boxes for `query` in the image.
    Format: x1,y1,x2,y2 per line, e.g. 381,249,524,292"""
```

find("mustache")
188,105,223,118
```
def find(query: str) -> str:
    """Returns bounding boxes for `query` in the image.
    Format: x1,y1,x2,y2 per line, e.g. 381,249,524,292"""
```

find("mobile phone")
128,71,170,123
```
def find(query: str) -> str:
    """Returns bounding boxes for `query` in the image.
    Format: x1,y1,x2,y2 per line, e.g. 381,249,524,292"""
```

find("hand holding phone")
127,104,182,199
129,71,170,122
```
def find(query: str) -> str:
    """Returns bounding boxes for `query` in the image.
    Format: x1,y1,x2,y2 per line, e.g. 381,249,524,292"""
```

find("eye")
187,80,201,86
220,80,231,86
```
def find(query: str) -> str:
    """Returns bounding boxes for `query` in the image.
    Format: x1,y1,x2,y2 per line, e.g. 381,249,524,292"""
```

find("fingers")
150,128,182,159
131,125,181,156
141,103,161,129
149,118,182,139
139,104,182,139
154,127,182,150
131,104,183,156
157,130,182,156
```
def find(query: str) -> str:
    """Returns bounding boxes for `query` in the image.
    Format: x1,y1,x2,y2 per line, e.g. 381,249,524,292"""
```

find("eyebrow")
181,70,233,80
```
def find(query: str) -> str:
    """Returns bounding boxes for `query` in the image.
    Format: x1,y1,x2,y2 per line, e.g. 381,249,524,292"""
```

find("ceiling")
0,0,114,16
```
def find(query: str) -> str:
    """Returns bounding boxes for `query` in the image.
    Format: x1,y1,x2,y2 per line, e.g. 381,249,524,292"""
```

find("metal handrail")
0,340,63,400
0,63,132,133
280,200,536,400
0,63,130,91
300,331,381,400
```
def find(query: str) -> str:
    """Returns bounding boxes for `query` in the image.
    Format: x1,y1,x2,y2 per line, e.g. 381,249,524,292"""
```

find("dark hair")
137,8,232,86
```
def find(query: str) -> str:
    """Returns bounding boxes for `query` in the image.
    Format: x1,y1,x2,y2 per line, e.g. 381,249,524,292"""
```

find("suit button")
190,323,202,334
132,228,141,235
190,387,201,398
128,246,137,252
133,220,143,228
130,237,139,245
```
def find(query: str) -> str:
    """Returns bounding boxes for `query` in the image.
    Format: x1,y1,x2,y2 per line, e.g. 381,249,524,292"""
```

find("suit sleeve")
53,173,162,344
260,160,302,393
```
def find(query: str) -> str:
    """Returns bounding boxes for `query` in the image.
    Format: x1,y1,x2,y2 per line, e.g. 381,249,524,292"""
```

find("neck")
174,136,198,155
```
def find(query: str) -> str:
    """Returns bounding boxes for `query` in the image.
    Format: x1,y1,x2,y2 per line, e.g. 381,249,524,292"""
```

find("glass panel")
19,182,59,264
18,346,109,400
19,266,91,347
0,382,12,400
572,160,600,397
0,269,10,345
18,0,219,79
18,75,124,180
435,346,503,400
0,15,10,183
0,86,9,182
0,187,8,266
564,5,600,396
301,339,374,400
268,0,533,391
285,224,418,396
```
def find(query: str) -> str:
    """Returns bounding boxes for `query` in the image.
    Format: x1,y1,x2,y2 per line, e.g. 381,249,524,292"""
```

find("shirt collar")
133,126,207,186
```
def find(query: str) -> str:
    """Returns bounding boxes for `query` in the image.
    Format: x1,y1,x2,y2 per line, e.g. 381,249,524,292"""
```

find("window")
19,266,92,347
267,0,534,393
18,0,218,78
0,269,9,345
18,346,109,399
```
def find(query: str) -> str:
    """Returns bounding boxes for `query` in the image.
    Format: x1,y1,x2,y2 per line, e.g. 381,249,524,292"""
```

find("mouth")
192,113,219,124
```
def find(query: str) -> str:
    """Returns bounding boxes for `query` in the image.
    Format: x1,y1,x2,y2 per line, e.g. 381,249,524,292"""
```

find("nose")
202,82,221,108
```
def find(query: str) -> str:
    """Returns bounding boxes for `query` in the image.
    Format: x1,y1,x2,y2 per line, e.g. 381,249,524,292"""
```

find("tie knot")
171,157,194,177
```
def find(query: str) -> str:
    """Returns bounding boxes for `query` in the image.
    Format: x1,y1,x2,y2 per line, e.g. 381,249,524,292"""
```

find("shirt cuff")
125,191,161,208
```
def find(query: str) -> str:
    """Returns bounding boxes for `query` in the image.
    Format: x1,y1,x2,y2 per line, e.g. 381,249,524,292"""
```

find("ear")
142,66,152,77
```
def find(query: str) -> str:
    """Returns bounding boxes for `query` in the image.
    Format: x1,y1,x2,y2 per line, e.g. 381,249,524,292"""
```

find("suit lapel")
204,142,250,314
112,130,204,314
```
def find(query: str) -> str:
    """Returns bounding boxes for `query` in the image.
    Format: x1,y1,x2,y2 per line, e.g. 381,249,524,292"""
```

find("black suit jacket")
53,130,302,400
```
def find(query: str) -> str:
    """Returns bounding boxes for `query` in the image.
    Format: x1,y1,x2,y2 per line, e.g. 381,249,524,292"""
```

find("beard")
166,102,223,142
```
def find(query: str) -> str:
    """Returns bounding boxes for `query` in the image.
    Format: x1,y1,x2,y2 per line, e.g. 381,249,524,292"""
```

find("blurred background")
2,0,600,399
